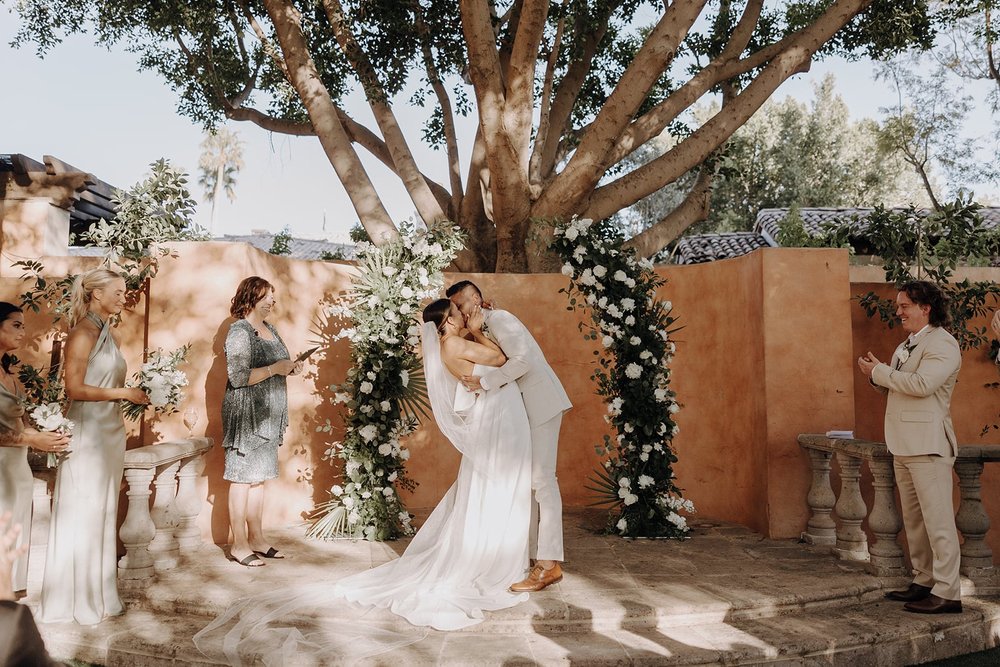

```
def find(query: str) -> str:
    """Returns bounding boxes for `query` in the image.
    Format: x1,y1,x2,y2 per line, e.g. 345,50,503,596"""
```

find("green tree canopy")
9,0,961,271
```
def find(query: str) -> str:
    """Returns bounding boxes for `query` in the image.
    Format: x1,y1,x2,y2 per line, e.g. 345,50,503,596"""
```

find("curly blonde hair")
230,276,274,319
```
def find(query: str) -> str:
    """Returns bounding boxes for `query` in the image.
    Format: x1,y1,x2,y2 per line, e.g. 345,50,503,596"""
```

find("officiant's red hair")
230,276,274,319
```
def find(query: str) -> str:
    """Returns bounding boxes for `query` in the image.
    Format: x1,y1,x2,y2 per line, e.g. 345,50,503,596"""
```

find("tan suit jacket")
870,326,961,457
477,309,572,427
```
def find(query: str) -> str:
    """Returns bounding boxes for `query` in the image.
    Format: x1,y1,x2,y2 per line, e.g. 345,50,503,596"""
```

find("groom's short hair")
446,280,482,299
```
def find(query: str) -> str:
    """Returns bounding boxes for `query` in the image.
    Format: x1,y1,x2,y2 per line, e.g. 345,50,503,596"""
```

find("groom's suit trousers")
529,413,563,562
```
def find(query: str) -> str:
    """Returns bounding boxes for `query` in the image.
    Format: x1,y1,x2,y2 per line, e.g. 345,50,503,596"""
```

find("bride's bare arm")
442,336,507,369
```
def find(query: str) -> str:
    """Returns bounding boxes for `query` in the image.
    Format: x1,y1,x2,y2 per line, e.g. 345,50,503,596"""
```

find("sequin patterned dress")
222,319,290,483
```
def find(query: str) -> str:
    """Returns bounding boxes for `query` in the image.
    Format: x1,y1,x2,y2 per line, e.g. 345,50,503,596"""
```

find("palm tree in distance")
198,127,244,234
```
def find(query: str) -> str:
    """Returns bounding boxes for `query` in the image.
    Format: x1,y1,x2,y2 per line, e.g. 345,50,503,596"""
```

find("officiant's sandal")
232,553,265,568
510,563,563,592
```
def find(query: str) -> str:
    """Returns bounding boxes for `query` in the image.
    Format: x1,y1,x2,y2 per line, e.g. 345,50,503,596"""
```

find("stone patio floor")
22,509,1000,666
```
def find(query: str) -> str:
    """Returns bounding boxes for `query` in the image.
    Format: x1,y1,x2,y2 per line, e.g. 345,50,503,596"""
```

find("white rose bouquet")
122,345,191,420
29,402,74,467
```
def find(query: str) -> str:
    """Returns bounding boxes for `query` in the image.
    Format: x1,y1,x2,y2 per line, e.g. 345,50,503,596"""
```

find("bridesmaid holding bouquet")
0,302,70,599
38,269,148,625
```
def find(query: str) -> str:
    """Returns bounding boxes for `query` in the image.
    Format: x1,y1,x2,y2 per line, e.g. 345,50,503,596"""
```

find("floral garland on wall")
309,222,465,541
551,217,694,538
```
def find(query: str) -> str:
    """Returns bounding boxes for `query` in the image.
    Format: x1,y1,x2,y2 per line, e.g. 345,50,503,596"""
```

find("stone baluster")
802,448,837,546
955,459,994,577
174,452,206,553
834,453,869,561
118,467,157,586
866,457,906,576
148,460,181,571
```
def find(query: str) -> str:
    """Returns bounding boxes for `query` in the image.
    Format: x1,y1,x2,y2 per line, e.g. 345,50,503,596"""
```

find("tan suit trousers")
893,454,962,600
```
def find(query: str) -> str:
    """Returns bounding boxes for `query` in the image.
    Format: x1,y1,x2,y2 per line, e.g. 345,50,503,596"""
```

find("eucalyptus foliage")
308,222,465,541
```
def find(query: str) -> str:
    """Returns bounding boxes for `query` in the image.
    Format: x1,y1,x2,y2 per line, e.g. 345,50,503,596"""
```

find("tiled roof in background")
672,231,773,265
755,207,1000,244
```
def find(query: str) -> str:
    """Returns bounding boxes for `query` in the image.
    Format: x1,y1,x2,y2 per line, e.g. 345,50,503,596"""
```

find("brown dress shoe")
884,583,932,602
510,563,563,592
904,594,963,614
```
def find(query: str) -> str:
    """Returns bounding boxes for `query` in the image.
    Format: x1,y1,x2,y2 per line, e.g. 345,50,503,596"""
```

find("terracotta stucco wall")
9,241,1000,557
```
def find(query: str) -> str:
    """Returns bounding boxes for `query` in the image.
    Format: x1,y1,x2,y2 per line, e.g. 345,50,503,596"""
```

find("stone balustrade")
118,437,212,587
799,434,1000,578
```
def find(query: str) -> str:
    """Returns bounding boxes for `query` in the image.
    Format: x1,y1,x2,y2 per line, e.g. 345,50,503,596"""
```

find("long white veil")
420,321,487,470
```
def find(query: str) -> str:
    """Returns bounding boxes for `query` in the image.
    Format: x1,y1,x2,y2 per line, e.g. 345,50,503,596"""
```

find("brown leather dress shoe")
904,594,963,614
884,583,932,602
510,563,563,592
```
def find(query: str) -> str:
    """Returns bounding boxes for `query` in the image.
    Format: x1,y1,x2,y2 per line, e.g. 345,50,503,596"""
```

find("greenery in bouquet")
122,345,191,420
17,361,73,467
551,217,692,539
308,221,465,542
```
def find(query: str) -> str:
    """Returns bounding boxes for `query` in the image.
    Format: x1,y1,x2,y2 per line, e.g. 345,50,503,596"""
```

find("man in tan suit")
858,281,963,614
448,281,573,592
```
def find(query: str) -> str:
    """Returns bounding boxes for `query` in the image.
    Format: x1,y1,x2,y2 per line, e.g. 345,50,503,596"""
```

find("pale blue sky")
2,13,996,243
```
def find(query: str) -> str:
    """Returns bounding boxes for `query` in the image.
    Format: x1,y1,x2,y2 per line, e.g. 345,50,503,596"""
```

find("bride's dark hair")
422,298,452,334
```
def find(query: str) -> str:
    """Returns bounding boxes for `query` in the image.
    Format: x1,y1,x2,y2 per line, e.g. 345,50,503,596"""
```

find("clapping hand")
857,352,880,378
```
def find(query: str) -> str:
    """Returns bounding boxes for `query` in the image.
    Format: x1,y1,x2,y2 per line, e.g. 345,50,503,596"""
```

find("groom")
447,280,572,591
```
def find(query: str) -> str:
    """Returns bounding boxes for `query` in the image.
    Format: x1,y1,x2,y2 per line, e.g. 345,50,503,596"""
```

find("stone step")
39,595,1000,666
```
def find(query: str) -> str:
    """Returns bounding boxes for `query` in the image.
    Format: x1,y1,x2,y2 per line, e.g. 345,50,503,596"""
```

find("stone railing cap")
123,437,213,469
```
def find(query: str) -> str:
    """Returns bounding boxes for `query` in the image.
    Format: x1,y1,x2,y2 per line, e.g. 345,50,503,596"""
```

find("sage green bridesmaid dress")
38,313,127,625
0,381,30,593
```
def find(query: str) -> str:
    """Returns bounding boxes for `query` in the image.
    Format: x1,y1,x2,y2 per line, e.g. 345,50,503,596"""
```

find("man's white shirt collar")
907,324,933,346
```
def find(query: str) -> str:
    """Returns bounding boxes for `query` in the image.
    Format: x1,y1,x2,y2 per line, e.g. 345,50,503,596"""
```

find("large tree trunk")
262,0,399,245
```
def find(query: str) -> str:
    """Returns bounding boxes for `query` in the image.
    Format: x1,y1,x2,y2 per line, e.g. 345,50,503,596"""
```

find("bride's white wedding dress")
333,362,532,630
194,325,533,664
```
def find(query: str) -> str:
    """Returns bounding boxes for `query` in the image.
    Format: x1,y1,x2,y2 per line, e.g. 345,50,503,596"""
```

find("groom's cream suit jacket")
478,309,572,426
870,326,961,457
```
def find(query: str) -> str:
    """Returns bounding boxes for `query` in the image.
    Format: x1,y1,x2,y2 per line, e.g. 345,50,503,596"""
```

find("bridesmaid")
222,277,299,567
38,269,148,625
0,302,70,599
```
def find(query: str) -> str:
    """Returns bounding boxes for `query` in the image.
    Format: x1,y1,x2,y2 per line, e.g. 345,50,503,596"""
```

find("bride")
194,298,533,662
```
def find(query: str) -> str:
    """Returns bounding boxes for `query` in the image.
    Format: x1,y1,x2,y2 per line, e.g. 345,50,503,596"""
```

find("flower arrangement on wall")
551,217,693,538
309,222,465,541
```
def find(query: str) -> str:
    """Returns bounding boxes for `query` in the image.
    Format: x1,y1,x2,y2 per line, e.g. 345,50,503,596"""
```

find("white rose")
331,485,344,496
614,270,627,282
616,518,627,532
360,381,374,394
593,265,607,278
359,424,379,442
561,263,574,276
602,336,613,348
669,403,680,414
640,452,649,462
638,475,655,489
400,286,414,299
388,471,398,482
654,388,667,402
630,336,641,345
399,303,412,315
378,442,393,455
619,477,630,488
625,315,635,326
564,226,579,241
625,363,642,379
621,297,634,310
624,493,638,506
382,487,394,497
343,496,355,509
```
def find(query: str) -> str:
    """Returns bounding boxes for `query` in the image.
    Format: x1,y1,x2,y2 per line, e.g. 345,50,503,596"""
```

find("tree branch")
583,0,875,221
529,14,564,192
321,0,447,223
262,0,397,242
506,0,549,152
537,12,611,179
413,1,463,215
623,168,714,258
534,1,707,217
236,0,290,81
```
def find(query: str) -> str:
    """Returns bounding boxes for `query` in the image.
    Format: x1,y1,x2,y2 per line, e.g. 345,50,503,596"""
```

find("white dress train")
194,362,534,663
